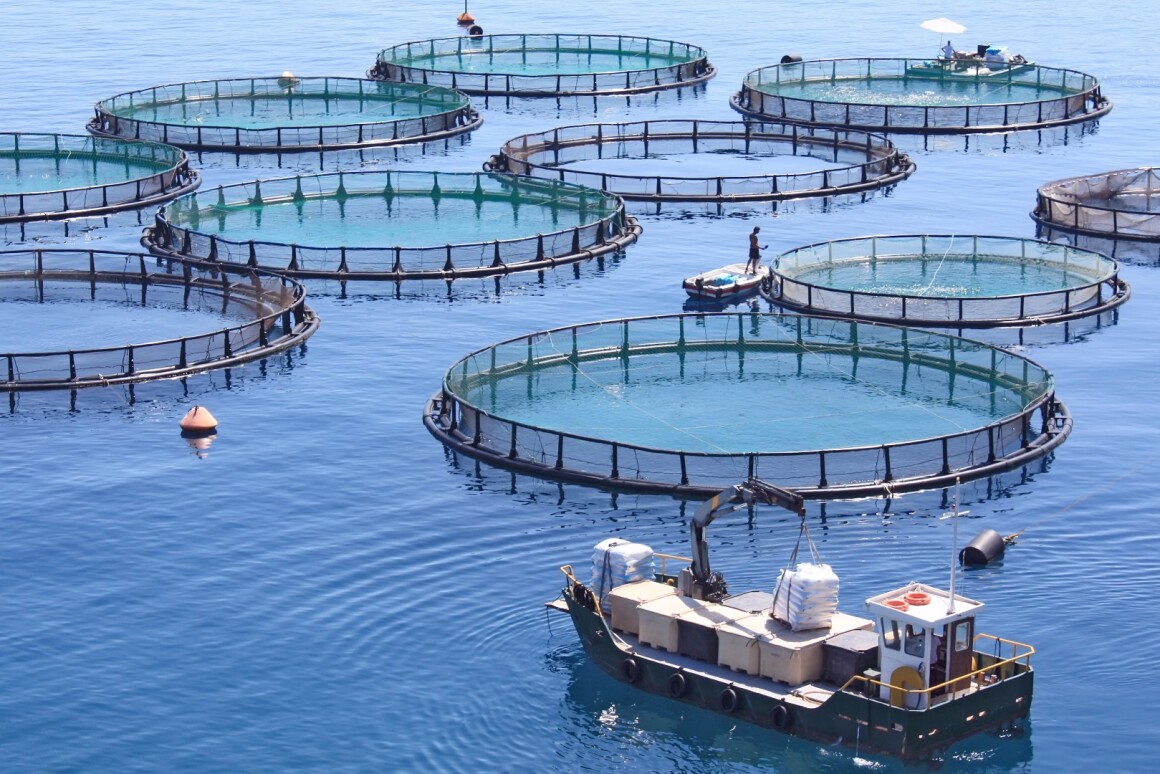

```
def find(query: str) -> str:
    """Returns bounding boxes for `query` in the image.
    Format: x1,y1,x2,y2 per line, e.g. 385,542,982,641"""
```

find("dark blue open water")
2,2,1159,771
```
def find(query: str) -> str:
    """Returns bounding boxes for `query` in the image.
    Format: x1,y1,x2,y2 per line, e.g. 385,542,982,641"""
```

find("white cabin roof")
864,581,984,626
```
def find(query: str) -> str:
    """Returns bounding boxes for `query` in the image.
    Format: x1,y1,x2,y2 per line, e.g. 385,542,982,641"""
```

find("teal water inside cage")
0,153,170,195
104,93,458,130
168,188,612,248
0,286,248,350
762,78,1075,107
558,151,846,177
450,321,1047,454
393,49,692,76
785,254,1103,297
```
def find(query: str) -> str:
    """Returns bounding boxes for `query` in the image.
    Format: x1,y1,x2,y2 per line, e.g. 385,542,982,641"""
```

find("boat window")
904,625,926,657
954,620,972,652
882,618,900,650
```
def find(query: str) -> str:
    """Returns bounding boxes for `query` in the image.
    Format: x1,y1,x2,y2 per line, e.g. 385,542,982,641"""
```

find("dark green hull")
562,584,1032,761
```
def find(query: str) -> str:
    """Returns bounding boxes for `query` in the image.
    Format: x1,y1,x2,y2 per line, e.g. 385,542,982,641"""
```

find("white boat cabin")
866,582,983,709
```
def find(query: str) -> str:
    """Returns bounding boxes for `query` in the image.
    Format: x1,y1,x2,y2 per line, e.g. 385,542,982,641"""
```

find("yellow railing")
837,634,1035,703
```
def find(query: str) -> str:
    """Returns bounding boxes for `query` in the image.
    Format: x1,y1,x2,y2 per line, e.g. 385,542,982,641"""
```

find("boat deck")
615,627,840,710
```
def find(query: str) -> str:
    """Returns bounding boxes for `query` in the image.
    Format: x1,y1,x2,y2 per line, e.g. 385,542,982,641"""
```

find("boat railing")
838,633,1036,704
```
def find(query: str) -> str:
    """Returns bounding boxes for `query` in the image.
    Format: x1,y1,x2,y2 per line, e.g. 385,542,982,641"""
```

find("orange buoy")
905,591,932,606
457,11,475,24
885,598,910,612
179,406,218,435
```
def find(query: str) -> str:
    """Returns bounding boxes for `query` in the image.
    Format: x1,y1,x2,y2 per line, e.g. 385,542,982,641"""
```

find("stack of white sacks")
770,562,840,631
591,538,656,612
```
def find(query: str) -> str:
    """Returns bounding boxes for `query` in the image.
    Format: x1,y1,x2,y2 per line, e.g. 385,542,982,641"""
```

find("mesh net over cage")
1033,167,1160,241
769,234,1128,326
87,77,481,152
0,249,318,390
0,133,198,223
485,119,915,202
144,170,640,281
368,34,715,96
732,59,1111,134
425,313,1071,498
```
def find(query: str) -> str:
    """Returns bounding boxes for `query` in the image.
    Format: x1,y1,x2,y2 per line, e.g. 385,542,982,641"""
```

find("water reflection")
549,646,1033,772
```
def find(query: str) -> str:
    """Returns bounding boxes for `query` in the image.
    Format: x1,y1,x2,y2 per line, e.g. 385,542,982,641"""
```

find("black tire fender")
621,657,641,684
667,671,687,698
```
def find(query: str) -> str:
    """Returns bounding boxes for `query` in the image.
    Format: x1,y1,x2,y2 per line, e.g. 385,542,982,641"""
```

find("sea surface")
2,1,1159,772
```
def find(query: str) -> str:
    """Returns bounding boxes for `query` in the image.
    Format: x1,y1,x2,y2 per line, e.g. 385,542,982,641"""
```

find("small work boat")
683,263,769,300
547,479,1034,761
906,48,1034,80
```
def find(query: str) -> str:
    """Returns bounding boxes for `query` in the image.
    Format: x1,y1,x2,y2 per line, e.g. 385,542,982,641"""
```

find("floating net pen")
767,234,1129,327
731,59,1111,134
484,119,915,202
143,170,641,281
0,132,198,223
424,312,1071,498
369,34,715,96
0,249,319,390
88,77,482,152
1033,167,1160,241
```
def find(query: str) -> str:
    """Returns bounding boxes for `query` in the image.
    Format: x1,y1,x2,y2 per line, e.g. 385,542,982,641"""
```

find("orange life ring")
885,598,909,612
905,591,931,606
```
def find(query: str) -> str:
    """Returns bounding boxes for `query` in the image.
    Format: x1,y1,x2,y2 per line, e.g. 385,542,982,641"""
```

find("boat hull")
683,264,767,299
559,582,1032,761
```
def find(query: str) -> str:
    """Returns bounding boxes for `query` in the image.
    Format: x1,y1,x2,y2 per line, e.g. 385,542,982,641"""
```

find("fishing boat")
546,479,1034,761
906,49,1035,80
683,263,769,300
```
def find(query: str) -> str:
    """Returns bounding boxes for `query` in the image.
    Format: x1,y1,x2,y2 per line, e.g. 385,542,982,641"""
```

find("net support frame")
1032,167,1160,241
368,33,715,97
87,77,482,153
143,170,641,281
0,249,319,391
730,58,1112,135
423,312,1072,499
483,119,916,202
0,132,199,223
764,234,1130,327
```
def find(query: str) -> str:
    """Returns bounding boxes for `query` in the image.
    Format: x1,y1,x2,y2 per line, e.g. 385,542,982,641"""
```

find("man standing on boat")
746,226,767,274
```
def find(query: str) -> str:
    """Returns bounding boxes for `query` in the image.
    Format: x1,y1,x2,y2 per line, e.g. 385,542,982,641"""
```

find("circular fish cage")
143,171,641,281
0,132,198,223
767,235,1129,327
0,249,319,391
424,313,1072,499
483,119,916,202
731,58,1111,134
87,77,482,153
1032,167,1160,241
368,34,715,97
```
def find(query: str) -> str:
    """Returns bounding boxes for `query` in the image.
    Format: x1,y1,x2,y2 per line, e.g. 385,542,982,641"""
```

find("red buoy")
179,406,218,434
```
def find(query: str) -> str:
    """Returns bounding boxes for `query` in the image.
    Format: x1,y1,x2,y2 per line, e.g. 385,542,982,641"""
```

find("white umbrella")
921,17,966,55
921,17,966,35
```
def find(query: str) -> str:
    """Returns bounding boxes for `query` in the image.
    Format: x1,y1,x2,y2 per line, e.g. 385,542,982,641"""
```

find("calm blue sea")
2,2,1160,772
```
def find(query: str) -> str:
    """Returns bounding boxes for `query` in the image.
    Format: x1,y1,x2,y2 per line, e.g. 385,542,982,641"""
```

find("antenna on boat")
942,477,969,614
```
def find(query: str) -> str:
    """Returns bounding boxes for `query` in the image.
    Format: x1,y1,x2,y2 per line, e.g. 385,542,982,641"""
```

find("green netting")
0,133,197,223
733,58,1110,134
370,34,714,96
146,170,639,280
89,77,480,152
771,235,1127,326
426,313,1071,497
